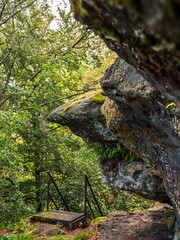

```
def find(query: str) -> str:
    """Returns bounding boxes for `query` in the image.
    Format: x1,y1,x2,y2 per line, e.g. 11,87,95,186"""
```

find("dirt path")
31,222,100,239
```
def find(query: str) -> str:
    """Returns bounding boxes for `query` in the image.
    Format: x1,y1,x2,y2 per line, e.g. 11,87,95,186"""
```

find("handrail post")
49,193,59,210
84,174,87,221
47,171,70,212
87,198,96,219
85,174,103,216
47,175,50,210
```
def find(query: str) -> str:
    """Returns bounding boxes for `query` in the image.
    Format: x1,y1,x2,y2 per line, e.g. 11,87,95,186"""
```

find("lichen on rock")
100,158,170,203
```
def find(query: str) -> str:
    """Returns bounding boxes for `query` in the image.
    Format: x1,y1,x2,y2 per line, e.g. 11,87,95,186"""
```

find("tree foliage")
0,0,152,226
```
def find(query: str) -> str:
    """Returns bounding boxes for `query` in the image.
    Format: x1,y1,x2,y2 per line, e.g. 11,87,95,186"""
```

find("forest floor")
31,222,99,240
0,203,175,240
0,221,100,240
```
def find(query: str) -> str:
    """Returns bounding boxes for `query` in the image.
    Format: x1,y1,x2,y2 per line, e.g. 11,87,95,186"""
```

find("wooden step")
31,210,85,229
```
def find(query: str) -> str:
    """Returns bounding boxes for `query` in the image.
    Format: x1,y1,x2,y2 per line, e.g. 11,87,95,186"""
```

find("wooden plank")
69,216,86,230
31,210,85,229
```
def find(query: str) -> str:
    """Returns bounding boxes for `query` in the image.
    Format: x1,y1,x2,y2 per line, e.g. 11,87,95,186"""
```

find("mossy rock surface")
48,89,117,144
91,217,107,224
62,89,106,114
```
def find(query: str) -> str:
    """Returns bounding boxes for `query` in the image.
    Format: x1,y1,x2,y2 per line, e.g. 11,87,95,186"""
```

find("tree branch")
0,72,11,101
0,69,42,108
0,56,16,102
0,3,6,21
17,88,97,111
71,28,90,49
0,0,37,26
0,95,12,108
17,92,85,111
5,177,15,186
20,69,42,87
0,47,12,66
14,0,28,9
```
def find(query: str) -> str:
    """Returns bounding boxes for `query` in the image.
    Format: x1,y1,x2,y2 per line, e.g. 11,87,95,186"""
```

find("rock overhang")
48,89,117,144
49,1,180,235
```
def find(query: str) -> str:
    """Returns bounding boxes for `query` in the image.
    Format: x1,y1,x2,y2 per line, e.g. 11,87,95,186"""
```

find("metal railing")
84,174,103,220
47,171,70,212
46,171,103,220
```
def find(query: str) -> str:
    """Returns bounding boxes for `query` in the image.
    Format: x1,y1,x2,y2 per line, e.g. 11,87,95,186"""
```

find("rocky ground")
99,203,174,240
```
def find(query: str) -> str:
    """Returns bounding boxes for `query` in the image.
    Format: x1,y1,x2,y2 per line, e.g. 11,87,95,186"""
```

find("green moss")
78,0,89,18
63,99,82,113
113,122,138,146
121,0,141,10
60,89,106,114
109,0,116,7
89,89,106,103
121,0,133,5
91,217,107,224
101,27,120,43
105,100,139,154
178,231,180,240
38,211,50,216
142,35,149,44
71,0,89,18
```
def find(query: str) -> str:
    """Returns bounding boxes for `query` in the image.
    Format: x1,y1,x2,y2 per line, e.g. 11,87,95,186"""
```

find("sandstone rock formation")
48,89,170,203
70,0,180,107
49,0,180,238
100,159,170,203
48,89,117,144
100,57,180,210
98,204,174,240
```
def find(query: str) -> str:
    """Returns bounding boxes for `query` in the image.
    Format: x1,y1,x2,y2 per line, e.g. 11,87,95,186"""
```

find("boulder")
100,159,170,203
100,58,180,211
48,89,117,144
48,89,170,203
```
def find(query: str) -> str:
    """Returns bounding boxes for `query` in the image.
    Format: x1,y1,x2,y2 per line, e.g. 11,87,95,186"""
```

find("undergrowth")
87,142,139,164
0,231,91,240
55,230,90,240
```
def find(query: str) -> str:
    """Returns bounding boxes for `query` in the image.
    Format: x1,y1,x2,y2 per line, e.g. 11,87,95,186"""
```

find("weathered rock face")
98,204,174,240
49,0,180,236
100,159,170,203
101,58,180,201
68,0,180,236
48,89,117,144
48,89,170,202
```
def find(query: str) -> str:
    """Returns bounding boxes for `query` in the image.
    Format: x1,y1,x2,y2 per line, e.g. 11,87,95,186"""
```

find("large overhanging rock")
101,57,180,166
69,0,180,237
48,89,170,202
100,158,170,203
48,89,117,144
100,60,180,205
70,0,180,107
